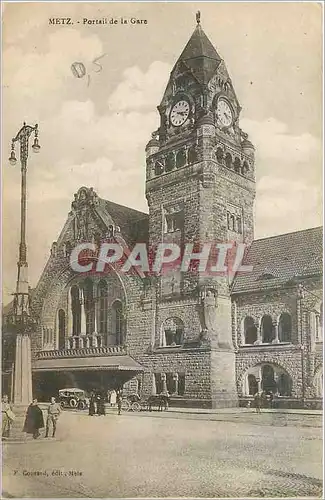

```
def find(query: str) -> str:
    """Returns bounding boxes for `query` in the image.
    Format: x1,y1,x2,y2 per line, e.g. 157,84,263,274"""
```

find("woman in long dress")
2,395,15,439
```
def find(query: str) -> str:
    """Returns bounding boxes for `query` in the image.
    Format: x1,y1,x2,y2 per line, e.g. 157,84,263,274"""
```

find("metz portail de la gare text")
48,17,148,26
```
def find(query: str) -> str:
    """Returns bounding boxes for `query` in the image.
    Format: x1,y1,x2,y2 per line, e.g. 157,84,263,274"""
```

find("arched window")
262,365,276,393
261,315,274,343
234,157,241,173
242,161,249,174
112,300,124,345
161,317,184,347
278,313,292,342
244,317,257,344
176,149,186,169
84,279,95,335
216,147,224,163
225,152,232,169
248,374,258,395
58,309,66,350
154,161,164,176
277,373,292,396
98,280,108,334
187,146,197,165
165,153,175,172
71,286,81,336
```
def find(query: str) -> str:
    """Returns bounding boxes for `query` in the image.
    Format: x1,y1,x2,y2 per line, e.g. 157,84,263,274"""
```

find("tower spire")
196,10,201,25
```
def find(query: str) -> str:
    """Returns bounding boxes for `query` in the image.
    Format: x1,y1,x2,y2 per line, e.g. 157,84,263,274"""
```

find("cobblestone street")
2,409,322,498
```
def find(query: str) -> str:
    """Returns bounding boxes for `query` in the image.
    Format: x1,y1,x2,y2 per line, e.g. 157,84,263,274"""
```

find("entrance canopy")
33,355,144,373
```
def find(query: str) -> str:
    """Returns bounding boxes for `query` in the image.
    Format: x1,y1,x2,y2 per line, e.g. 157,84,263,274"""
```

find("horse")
146,394,169,412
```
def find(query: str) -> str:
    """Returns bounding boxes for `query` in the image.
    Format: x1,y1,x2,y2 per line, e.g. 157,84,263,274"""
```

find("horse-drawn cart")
121,394,169,412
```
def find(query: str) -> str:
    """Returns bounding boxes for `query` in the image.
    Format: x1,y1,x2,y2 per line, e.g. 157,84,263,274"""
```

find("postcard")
1,2,323,499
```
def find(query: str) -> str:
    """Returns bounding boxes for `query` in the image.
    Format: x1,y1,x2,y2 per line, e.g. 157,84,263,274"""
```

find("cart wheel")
131,401,141,412
69,398,77,408
121,400,131,411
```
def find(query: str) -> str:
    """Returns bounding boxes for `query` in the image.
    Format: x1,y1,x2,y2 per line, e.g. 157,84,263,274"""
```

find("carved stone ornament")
71,187,100,241
71,186,99,212
200,287,218,339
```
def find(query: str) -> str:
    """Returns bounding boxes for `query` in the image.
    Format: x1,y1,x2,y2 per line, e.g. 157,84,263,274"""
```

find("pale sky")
2,2,323,305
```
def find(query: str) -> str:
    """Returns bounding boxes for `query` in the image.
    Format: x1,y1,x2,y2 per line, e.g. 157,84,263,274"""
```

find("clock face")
170,100,190,127
216,99,233,127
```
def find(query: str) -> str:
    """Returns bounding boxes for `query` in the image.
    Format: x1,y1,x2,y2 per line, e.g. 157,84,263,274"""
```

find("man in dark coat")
116,388,123,415
23,398,45,439
88,392,96,416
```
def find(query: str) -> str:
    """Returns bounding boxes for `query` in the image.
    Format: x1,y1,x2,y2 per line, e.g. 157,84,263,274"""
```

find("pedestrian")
116,389,122,415
88,392,96,416
2,395,15,439
97,393,106,416
45,397,61,438
23,398,44,439
110,390,116,407
254,391,263,414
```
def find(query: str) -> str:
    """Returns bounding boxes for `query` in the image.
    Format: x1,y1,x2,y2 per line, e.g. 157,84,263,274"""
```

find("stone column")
254,320,262,345
93,303,98,334
152,373,157,395
243,373,249,396
13,334,32,405
67,288,73,336
256,366,262,392
272,321,280,344
161,373,168,395
80,288,86,335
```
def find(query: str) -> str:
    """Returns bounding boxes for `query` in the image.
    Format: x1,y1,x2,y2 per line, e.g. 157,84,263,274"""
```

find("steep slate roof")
175,24,222,84
100,198,149,247
232,226,323,294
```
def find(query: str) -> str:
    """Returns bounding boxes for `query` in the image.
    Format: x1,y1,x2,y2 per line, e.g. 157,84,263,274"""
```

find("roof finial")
196,11,201,25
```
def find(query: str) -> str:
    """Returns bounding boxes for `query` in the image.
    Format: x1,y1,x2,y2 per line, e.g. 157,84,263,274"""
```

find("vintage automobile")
58,388,89,410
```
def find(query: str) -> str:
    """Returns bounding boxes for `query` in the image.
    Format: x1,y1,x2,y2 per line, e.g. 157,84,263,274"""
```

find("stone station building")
2,19,323,408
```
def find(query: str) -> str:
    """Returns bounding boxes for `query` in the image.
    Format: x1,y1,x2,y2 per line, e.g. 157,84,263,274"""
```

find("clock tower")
145,13,256,407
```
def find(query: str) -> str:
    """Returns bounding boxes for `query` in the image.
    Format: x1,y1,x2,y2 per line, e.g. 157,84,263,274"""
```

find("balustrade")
66,334,104,350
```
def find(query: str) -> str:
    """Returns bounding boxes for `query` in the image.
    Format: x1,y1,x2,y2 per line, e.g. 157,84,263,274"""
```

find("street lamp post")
8,123,40,409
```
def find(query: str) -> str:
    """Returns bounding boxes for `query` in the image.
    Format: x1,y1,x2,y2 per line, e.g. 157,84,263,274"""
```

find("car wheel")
60,401,65,409
78,400,86,410
131,402,141,412
121,400,131,411
69,398,77,408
